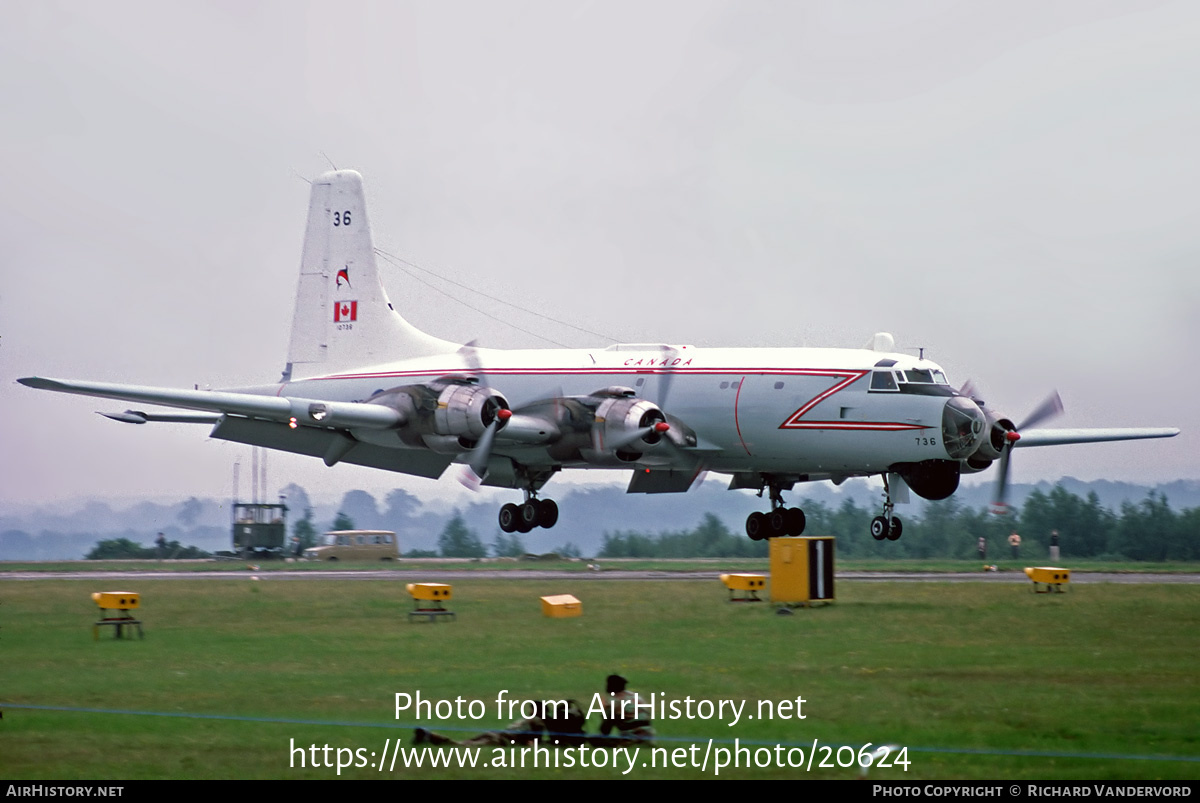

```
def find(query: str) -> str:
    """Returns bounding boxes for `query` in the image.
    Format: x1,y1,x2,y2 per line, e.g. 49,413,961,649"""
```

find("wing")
18,376,456,479
1012,428,1179,447
19,376,714,487
18,377,405,429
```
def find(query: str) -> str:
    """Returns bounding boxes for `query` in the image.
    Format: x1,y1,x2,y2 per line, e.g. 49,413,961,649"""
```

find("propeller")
455,339,562,488
991,391,1064,514
460,408,512,487
588,344,685,455
605,420,671,452
454,340,506,488
653,345,680,410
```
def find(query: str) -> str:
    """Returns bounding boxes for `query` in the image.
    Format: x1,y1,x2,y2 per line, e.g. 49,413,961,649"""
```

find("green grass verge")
1,577,1197,779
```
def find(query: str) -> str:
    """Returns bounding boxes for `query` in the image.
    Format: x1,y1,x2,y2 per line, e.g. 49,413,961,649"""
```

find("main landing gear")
871,474,903,541
496,465,560,534
745,481,806,541
498,492,559,534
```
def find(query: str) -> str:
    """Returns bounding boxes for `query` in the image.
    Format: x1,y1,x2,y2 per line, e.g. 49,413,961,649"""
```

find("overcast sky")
2,1,1197,509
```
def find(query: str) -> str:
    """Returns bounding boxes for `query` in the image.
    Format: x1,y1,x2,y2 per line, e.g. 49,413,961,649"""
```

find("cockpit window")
905,369,934,384
870,370,898,391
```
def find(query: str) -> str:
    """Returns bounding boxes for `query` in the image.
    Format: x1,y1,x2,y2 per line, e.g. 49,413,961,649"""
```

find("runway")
2,569,1196,583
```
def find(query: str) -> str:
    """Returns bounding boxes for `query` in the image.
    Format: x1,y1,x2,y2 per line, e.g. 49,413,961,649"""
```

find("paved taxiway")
1,570,1196,583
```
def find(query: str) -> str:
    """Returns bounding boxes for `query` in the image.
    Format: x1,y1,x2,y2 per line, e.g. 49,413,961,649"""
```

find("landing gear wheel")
784,507,806,536
536,499,559,529
517,501,539,533
746,512,766,541
870,516,888,541
766,510,787,538
498,503,519,534
886,517,903,541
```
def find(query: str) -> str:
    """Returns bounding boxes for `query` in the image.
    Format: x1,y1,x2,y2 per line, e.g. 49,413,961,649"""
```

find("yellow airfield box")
541,594,582,618
720,573,766,601
406,583,455,622
721,574,766,591
406,583,452,602
769,537,835,604
92,592,143,639
1024,567,1070,592
92,592,140,610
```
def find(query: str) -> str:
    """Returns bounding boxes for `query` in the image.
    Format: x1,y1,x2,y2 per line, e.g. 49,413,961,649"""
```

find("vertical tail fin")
283,170,456,381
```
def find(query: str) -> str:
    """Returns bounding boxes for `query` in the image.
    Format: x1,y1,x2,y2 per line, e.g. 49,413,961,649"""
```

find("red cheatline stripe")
780,422,930,431
310,367,871,382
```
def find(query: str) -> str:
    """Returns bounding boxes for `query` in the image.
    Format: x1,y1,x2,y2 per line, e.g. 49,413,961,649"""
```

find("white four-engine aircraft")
19,170,1179,541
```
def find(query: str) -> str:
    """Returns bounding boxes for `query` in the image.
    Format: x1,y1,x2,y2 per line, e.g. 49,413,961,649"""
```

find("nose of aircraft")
941,396,986,459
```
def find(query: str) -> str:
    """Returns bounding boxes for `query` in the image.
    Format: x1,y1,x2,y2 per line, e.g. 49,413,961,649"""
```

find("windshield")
903,369,949,385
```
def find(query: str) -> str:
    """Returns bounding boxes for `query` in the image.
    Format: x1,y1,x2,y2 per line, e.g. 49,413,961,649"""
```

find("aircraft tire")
766,510,787,538
886,517,903,541
536,499,559,529
785,507,806,536
498,503,519,533
870,516,888,541
745,512,766,541
517,501,540,533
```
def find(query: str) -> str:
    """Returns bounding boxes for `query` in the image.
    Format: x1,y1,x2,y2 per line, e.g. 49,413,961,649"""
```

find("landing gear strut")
870,474,903,541
745,480,806,541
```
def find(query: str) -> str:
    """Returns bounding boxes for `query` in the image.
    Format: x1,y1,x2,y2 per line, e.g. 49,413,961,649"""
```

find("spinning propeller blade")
991,391,1064,514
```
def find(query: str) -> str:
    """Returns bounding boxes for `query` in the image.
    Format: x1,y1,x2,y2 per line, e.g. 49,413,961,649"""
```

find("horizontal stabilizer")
1013,427,1179,448
19,377,404,431
99,410,222,425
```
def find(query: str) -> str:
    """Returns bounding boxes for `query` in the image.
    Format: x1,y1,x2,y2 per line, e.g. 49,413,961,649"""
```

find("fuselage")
255,342,969,480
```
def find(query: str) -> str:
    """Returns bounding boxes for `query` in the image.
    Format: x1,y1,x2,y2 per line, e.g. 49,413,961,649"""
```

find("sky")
2,0,1197,509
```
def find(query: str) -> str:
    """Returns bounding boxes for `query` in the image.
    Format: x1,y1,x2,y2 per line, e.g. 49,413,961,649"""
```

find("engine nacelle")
360,381,508,446
433,383,509,439
964,408,1016,469
593,395,667,459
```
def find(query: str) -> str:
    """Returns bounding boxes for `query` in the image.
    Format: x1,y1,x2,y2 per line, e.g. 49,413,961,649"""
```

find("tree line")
598,487,1200,561
55,484,1200,562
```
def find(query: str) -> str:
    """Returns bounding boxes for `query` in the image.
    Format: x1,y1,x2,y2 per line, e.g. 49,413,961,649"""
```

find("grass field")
1,575,1197,779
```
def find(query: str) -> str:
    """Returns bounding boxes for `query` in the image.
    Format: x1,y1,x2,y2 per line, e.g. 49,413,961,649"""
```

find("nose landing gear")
870,474,903,541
